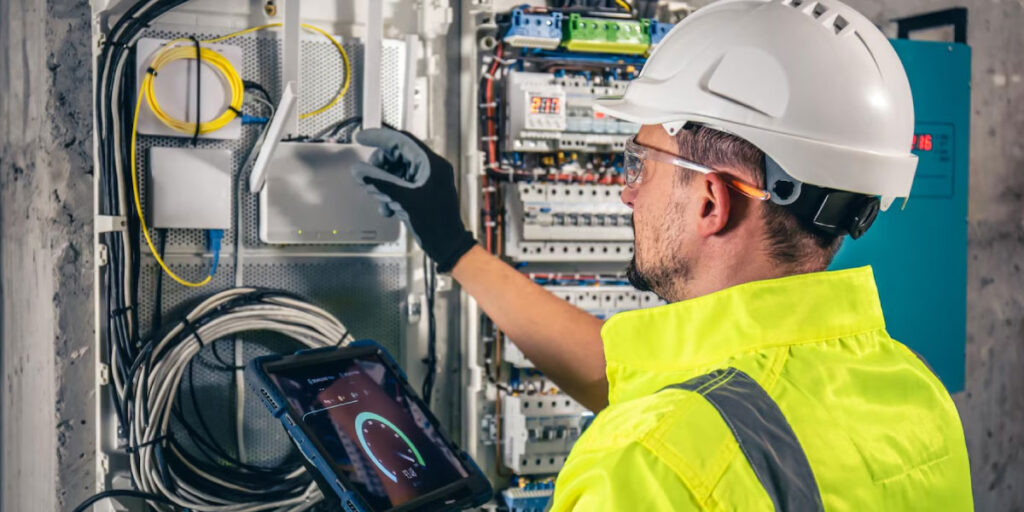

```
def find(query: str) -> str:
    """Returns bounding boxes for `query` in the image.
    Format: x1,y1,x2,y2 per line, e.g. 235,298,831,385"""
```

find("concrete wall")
0,0,1021,511
0,0,95,511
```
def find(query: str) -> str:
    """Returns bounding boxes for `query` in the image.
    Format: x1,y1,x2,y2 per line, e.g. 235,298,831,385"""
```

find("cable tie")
178,317,205,350
145,67,157,76
125,434,171,454
109,306,134,318
479,135,499,142
104,38,131,49
189,37,202,147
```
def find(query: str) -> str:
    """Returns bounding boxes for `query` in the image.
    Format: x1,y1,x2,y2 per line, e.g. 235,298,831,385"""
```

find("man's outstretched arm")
350,128,608,411
451,246,608,411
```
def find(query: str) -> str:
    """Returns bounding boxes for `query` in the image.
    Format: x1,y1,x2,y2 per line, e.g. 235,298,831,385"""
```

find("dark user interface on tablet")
268,355,468,509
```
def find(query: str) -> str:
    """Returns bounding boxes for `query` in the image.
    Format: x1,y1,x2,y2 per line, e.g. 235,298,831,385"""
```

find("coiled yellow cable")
143,42,245,135
136,23,352,286
144,23,352,137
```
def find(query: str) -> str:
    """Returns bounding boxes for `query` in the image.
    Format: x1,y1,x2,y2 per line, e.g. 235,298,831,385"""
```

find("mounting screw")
264,1,277,17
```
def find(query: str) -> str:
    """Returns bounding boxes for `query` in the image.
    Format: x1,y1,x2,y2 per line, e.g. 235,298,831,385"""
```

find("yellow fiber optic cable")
202,23,351,119
144,23,351,136
143,41,245,135
615,0,633,12
131,80,212,288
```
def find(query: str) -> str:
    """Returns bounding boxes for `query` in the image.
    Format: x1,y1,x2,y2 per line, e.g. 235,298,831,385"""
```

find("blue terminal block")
830,39,971,392
502,484,555,512
649,20,672,46
504,9,564,50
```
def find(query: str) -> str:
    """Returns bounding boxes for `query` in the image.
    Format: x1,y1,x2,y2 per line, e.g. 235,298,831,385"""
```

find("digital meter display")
912,133,933,152
529,96,561,114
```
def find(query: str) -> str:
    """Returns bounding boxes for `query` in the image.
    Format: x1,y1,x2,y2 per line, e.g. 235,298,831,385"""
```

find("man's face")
621,125,694,301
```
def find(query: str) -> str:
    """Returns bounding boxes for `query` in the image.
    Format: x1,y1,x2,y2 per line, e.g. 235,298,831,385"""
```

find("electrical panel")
89,1,455,511
829,39,971,392
86,0,676,509
462,2,682,507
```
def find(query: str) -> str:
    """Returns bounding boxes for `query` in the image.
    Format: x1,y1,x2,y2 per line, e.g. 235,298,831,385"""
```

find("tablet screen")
267,353,469,509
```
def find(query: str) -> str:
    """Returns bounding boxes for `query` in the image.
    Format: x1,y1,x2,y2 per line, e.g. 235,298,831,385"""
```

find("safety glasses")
623,137,771,201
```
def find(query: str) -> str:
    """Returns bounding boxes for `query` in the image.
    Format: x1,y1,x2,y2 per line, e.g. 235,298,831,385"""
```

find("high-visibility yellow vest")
550,266,972,511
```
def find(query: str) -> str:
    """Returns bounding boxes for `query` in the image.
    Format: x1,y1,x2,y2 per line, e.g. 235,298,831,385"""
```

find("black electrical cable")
189,36,202,145
152,229,167,332
421,255,438,405
71,489,175,512
243,80,272,104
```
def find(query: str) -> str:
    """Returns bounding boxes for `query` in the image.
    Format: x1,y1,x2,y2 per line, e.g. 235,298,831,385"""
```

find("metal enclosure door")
830,39,971,392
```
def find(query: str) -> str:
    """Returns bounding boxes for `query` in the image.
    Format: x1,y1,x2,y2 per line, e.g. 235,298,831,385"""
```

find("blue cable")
240,114,269,125
208,229,224,276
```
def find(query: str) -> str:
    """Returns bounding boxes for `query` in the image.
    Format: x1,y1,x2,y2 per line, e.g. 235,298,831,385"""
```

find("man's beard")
627,212,691,302
626,257,654,292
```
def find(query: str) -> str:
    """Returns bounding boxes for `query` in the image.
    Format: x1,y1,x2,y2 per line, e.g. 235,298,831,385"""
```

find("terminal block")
502,483,556,512
504,9,564,50
650,20,672,46
563,14,651,55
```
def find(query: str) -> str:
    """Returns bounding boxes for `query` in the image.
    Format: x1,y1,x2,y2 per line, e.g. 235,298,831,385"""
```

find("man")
352,0,973,509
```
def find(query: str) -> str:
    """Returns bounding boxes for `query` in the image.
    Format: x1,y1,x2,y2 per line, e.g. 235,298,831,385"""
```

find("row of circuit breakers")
470,6,682,511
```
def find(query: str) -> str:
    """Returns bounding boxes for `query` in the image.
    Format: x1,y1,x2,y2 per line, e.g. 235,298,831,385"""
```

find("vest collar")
602,266,886,403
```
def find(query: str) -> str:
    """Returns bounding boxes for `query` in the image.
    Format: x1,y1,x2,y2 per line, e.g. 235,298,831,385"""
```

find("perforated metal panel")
130,24,411,466
135,27,407,251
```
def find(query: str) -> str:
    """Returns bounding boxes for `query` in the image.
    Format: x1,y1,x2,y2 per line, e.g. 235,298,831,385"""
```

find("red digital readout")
912,134,933,152
529,96,561,114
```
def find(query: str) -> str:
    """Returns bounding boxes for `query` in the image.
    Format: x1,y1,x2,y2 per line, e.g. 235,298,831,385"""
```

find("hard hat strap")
764,156,880,240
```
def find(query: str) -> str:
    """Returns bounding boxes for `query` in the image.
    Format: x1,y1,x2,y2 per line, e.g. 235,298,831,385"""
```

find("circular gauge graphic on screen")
355,411,426,483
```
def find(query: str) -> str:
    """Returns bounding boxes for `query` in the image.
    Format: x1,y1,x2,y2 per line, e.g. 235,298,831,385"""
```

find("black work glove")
352,128,477,272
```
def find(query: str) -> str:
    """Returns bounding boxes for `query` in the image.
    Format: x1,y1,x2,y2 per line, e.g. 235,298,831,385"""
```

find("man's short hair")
673,124,843,269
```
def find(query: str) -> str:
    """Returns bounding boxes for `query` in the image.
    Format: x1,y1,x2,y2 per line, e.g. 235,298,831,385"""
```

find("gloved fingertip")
378,202,395,218
355,127,402,149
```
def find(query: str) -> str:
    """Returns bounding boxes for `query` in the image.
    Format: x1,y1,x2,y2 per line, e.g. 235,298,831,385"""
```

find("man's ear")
695,173,732,237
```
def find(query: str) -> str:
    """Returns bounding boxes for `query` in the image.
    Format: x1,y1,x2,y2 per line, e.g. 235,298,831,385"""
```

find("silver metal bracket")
96,215,127,233
98,363,110,386
97,243,109,267
435,274,453,292
407,293,424,324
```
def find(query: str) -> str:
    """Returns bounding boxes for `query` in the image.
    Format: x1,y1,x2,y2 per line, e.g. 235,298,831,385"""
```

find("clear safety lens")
622,144,645,187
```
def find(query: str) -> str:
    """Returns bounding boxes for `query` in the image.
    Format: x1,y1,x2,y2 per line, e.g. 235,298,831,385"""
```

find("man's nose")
620,185,637,209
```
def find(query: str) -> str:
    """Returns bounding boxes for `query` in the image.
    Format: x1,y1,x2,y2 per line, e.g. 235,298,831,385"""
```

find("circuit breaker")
459,3,682,509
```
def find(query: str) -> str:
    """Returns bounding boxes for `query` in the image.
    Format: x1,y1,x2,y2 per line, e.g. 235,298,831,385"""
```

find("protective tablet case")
246,340,493,511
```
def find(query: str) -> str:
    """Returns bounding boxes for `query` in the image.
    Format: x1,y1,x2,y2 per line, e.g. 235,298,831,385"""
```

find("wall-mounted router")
247,0,400,245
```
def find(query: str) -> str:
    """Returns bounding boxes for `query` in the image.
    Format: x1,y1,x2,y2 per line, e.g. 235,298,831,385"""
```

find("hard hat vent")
832,15,849,34
783,0,854,36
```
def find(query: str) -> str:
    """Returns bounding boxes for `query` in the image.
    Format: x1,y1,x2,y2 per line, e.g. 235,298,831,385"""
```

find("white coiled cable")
125,288,354,511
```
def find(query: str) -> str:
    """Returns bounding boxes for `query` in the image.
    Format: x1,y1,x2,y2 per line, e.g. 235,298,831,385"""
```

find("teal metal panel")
829,40,971,392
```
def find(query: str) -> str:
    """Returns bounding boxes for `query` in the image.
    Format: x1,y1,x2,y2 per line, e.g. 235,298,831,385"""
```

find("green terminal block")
563,14,651,55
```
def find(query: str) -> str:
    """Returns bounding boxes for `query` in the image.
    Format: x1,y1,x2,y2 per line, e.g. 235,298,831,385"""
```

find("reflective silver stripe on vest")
660,368,824,512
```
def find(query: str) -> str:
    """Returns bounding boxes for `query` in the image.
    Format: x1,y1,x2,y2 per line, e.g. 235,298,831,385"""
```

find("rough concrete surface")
1,0,1022,511
0,0,95,511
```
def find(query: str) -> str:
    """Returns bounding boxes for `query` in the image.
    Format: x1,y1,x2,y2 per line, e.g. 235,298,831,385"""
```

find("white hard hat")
596,0,917,212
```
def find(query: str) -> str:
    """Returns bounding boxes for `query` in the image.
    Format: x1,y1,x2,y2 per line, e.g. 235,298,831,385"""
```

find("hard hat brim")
593,96,686,127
